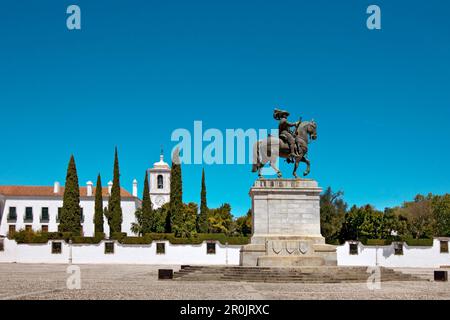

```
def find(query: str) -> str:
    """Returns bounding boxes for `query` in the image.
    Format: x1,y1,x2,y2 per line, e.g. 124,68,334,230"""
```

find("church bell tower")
148,149,171,209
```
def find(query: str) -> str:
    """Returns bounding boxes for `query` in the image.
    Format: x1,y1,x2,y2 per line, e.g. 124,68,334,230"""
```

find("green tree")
169,148,183,234
393,195,434,239
173,203,198,238
383,207,407,239
153,203,170,233
59,155,82,234
131,208,143,236
197,168,209,233
340,205,366,241
207,203,234,235
107,148,123,235
94,174,104,234
140,171,153,234
340,204,405,241
320,187,346,243
432,194,450,237
235,209,252,236
358,206,385,239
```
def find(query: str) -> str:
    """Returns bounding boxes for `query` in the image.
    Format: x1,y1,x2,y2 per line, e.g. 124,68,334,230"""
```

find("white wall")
3,238,450,268
338,240,450,268
0,238,241,265
0,198,138,237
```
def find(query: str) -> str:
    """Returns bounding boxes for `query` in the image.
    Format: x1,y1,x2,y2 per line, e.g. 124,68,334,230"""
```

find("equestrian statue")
252,108,318,179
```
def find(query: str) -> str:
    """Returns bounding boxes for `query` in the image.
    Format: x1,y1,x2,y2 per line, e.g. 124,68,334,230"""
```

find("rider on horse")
273,108,301,159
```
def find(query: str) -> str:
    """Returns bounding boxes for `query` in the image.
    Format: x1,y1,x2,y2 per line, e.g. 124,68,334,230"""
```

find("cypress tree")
107,147,123,235
141,171,153,234
198,168,209,233
59,155,82,234
94,174,104,234
168,148,183,234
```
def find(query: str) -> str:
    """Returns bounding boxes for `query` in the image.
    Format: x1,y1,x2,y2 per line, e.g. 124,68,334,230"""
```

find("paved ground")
0,263,450,300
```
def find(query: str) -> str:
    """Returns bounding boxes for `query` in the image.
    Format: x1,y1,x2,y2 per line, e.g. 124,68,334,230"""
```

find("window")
52,242,62,254
24,207,33,222
0,238,4,251
41,207,49,222
25,225,32,232
156,243,165,255
8,225,16,236
80,208,84,223
105,242,115,254
157,175,164,189
394,242,404,256
7,207,17,222
41,225,49,233
207,242,216,255
441,241,449,254
349,243,359,255
56,207,62,222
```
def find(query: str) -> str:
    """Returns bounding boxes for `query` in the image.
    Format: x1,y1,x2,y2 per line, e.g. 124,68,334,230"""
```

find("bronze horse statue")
252,120,317,178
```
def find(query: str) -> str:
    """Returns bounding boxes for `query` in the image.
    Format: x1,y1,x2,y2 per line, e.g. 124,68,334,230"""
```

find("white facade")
1,238,450,267
0,184,140,237
149,153,171,209
337,239,450,268
0,238,241,265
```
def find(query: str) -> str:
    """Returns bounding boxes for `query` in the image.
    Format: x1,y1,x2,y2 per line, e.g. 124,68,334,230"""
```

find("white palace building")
0,154,171,238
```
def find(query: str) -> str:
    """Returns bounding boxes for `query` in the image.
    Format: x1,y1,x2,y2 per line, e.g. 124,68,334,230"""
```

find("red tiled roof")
0,186,134,198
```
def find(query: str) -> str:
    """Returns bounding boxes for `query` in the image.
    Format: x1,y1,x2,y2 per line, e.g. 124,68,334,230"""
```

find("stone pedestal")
240,179,337,267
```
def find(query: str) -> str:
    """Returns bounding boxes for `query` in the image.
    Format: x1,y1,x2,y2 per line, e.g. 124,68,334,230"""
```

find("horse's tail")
251,141,261,172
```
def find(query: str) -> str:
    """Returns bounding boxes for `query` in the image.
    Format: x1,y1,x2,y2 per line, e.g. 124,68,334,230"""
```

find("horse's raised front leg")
302,156,311,176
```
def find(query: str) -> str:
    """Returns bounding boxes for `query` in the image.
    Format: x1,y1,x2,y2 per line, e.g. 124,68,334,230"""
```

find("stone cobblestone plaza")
1,264,450,300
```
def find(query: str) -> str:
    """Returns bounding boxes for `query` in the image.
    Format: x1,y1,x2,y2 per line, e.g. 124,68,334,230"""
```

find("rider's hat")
273,108,290,120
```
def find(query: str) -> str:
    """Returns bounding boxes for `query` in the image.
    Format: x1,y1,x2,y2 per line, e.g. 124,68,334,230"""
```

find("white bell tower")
149,148,171,209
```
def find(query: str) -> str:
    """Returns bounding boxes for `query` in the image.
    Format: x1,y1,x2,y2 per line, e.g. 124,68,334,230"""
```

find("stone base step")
172,266,428,283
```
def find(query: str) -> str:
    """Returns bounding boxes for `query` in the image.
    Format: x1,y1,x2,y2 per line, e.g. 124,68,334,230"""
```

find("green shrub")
11,230,250,246
404,238,433,247
111,232,127,241
12,230,102,244
141,233,249,245
120,236,153,245
363,239,393,246
47,232,73,242
72,233,105,244
12,230,48,244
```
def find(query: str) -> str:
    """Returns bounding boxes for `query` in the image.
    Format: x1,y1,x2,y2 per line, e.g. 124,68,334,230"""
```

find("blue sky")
0,0,449,217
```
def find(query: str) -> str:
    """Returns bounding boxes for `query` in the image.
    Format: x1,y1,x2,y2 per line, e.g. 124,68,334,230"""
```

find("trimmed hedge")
111,232,127,241
11,230,105,244
360,238,434,247
12,231,74,244
72,233,105,244
120,236,153,245
10,230,249,246
119,234,250,245
147,233,249,245
404,238,433,247
362,239,393,246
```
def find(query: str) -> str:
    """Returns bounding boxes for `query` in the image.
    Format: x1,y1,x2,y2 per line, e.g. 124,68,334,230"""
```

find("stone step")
173,266,428,283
